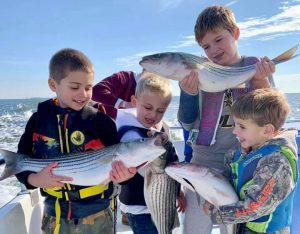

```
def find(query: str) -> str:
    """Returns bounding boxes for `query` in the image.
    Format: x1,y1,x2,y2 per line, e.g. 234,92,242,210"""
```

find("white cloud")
238,1,300,40
157,0,183,11
226,1,239,7
168,35,196,49
115,51,157,68
170,0,300,48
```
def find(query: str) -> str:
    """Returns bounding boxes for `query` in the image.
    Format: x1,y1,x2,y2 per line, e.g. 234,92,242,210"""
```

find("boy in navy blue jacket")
16,48,123,234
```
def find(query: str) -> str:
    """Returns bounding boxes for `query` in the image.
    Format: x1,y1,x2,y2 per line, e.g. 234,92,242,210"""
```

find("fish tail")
272,44,299,64
0,149,24,181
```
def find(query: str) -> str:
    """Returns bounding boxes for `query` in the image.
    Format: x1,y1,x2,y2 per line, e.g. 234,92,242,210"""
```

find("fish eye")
139,138,146,142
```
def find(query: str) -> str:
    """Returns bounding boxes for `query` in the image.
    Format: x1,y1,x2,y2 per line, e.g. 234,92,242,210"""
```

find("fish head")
165,162,211,192
139,52,192,80
115,137,166,169
166,162,239,206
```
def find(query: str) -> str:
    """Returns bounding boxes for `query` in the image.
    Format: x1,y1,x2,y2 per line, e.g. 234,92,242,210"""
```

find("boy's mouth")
145,118,155,125
213,52,224,62
74,100,86,104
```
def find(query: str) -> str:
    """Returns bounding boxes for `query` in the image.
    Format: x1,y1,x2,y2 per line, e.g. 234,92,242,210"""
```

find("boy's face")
232,117,271,150
132,92,169,128
48,71,94,111
199,28,240,66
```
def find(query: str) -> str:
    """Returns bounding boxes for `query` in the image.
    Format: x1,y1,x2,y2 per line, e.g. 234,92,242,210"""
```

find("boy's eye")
70,86,79,90
240,125,246,130
157,110,165,114
216,38,222,42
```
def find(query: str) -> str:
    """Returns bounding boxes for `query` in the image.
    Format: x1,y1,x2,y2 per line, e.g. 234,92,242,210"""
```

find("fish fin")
0,149,24,181
272,44,299,64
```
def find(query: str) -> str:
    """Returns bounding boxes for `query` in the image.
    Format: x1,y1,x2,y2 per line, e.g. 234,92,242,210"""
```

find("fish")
144,141,180,234
139,44,299,92
0,137,166,186
165,162,239,234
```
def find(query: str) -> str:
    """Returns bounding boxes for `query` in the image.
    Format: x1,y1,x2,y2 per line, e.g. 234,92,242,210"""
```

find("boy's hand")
118,100,133,109
110,160,137,183
179,70,200,95
252,57,275,88
28,162,73,188
176,191,187,213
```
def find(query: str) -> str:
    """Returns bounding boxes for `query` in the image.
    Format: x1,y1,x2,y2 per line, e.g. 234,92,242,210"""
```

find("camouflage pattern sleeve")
214,152,295,224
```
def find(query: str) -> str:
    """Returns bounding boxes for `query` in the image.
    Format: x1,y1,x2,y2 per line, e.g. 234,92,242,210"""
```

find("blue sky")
0,0,300,99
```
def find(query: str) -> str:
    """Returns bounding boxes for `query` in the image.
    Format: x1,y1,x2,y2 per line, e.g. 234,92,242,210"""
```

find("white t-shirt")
116,108,162,215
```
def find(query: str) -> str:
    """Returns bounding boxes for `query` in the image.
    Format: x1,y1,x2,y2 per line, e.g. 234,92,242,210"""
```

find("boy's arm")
213,153,294,224
16,113,73,189
17,113,37,155
16,113,38,189
178,87,200,131
92,71,135,109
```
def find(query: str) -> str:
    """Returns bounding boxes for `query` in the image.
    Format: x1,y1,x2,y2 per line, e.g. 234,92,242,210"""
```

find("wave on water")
0,98,45,208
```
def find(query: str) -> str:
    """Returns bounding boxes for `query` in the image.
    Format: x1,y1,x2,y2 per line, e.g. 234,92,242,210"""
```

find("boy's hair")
49,48,94,83
194,5,237,43
231,88,290,131
136,72,172,105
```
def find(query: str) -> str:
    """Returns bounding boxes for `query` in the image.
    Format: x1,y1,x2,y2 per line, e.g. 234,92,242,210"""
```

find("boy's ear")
131,95,137,107
48,78,57,92
233,27,240,40
264,124,275,136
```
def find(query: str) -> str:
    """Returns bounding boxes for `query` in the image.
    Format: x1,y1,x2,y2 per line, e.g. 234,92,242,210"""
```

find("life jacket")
33,99,112,234
230,144,298,233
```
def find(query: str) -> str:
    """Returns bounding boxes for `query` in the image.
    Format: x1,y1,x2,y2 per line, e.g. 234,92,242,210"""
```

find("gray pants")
182,189,227,234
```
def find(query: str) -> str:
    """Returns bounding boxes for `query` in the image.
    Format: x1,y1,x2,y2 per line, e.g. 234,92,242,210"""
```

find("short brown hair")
194,5,238,43
231,88,290,131
49,48,94,83
136,72,172,105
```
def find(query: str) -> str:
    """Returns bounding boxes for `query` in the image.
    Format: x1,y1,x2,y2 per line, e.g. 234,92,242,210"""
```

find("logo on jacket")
70,131,85,145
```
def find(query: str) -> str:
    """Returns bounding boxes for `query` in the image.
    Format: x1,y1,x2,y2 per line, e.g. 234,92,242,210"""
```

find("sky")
0,0,300,99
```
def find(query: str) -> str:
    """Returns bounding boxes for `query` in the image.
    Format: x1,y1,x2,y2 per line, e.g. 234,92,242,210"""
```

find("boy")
110,73,185,234
207,88,298,234
16,48,121,234
178,5,276,234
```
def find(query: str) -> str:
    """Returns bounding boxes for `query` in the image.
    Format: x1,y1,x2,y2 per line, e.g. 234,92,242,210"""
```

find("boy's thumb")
45,161,58,171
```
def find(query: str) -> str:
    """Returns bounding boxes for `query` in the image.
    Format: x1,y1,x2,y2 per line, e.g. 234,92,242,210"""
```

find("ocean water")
0,94,300,207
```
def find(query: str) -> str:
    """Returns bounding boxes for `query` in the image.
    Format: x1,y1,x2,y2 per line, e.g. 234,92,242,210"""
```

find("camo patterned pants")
41,208,113,234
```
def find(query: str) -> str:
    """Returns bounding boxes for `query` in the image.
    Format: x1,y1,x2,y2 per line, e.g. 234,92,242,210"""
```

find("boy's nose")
79,89,88,98
151,112,160,119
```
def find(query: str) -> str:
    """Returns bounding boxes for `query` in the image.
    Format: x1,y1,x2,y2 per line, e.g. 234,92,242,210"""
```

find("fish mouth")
139,57,148,65
136,161,148,170
183,178,195,191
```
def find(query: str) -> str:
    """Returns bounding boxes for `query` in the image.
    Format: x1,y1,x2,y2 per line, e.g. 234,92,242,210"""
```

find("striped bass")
144,142,180,234
165,162,239,234
0,137,166,186
139,44,299,92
